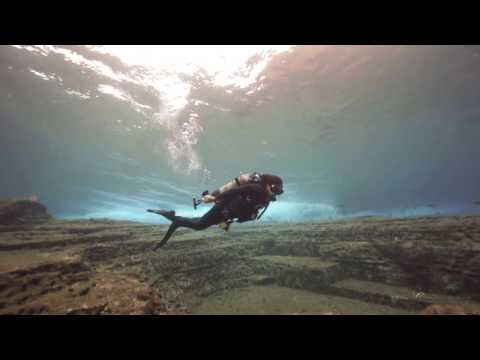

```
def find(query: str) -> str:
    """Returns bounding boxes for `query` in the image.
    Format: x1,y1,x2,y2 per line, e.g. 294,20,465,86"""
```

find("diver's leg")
152,215,212,250
151,204,225,250
174,203,225,230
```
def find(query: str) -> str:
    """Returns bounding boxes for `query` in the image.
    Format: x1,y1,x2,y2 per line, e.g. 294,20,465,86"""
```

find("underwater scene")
1,45,480,315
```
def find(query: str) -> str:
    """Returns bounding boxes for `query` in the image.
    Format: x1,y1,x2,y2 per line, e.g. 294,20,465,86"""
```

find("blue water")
1,45,480,223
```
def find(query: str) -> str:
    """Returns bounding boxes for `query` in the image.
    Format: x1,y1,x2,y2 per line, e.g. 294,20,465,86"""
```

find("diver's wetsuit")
150,183,270,250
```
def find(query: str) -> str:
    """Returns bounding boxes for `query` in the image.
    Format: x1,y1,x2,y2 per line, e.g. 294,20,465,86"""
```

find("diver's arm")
215,183,263,203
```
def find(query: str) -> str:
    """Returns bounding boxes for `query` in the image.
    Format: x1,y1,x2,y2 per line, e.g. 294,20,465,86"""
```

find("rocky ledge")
1,201,479,315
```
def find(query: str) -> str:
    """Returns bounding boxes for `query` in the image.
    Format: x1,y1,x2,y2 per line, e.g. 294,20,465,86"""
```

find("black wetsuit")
152,183,270,249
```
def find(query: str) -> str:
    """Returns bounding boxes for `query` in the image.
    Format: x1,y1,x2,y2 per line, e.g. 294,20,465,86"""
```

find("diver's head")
261,174,284,196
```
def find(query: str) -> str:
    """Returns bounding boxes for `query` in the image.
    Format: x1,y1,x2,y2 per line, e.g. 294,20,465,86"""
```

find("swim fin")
147,209,176,220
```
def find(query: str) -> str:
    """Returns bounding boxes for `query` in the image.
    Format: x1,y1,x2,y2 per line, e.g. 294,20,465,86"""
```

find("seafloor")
1,203,480,314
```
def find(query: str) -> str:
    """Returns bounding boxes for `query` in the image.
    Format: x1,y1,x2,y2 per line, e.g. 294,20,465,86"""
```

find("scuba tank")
193,172,263,210
214,172,262,196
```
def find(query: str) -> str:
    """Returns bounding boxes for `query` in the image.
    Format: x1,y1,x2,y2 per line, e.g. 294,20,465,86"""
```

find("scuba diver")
147,173,283,250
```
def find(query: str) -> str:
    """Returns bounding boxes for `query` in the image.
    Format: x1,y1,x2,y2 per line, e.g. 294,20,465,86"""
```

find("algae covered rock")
0,199,52,225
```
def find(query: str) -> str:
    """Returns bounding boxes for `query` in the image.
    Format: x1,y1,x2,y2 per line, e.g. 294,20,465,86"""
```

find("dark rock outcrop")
0,200,52,225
